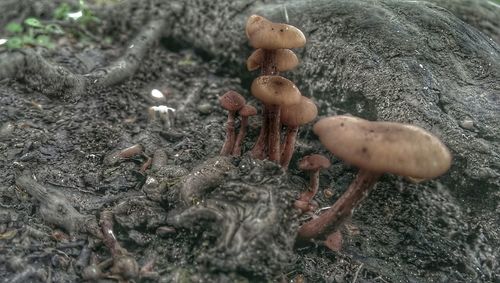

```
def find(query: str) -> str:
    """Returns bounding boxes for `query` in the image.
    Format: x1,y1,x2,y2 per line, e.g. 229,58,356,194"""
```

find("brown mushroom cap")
239,105,257,117
251,75,301,106
313,115,452,179
245,15,306,49
219,91,246,112
299,154,331,171
281,96,318,127
247,49,299,72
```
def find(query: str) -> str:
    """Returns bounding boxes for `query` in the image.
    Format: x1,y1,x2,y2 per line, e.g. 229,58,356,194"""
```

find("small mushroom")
219,91,246,155
247,48,299,72
232,104,257,156
297,115,452,242
280,96,318,169
294,154,331,213
251,75,301,106
245,15,306,50
251,75,302,162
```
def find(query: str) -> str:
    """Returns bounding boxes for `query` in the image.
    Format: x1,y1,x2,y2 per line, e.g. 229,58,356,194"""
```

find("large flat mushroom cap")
251,75,301,106
246,15,306,49
313,116,452,179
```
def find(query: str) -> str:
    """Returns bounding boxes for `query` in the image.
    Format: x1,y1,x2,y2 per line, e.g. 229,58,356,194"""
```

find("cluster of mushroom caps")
219,15,452,249
219,15,317,169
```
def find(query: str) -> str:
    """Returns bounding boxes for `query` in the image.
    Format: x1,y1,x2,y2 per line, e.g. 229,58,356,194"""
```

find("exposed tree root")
0,50,86,100
0,15,167,99
15,172,102,238
88,16,168,88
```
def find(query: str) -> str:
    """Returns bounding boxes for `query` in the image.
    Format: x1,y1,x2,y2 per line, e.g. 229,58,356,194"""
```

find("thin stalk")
267,104,281,162
250,49,278,160
280,126,299,169
220,111,236,155
232,116,249,156
296,169,381,242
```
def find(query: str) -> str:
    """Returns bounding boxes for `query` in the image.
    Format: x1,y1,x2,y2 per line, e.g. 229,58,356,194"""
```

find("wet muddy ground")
0,0,499,282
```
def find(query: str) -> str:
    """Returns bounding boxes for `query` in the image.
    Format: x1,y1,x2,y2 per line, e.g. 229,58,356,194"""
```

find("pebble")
460,119,474,130
0,122,14,139
197,103,212,114
323,188,334,198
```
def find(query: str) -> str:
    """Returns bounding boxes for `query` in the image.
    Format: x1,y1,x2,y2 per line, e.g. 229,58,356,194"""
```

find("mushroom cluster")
219,90,256,156
219,15,317,168
216,15,453,251
297,115,452,244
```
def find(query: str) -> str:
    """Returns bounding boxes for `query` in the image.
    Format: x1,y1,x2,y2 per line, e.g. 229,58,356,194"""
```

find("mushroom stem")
280,126,299,169
250,106,268,159
261,49,278,75
296,169,381,242
294,169,320,213
261,49,281,162
267,104,281,162
251,49,278,160
220,111,237,155
232,116,249,156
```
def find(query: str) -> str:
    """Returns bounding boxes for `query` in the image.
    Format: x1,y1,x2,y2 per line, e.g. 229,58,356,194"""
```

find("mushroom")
245,15,306,162
247,48,299,72
250,75,301,162
245,15,306,50
280,96,318,169
294,154,331,213
232,104,257,156
219,91,246,155
297,115,452,242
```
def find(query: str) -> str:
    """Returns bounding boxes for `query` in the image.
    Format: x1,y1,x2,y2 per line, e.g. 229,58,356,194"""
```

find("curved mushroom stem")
296,169,381,243
280,126,299,169
232,116,249,156
294,168,320,213
220,111,236,155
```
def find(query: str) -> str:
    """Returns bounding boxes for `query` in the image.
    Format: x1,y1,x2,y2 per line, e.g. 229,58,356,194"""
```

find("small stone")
0,122,14,140
460,119,474,130
128,230,151,246
323,188,334,198
197,103,212,114
156,226,176,237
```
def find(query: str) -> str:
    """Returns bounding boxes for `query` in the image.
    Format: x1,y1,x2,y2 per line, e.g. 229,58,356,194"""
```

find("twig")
352,263,364,283
45,180,96,195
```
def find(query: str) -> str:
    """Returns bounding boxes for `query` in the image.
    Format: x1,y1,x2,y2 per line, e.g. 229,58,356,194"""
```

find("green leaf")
103,36,113,45
21,35,36,45
24,18,44,28
54,3,71,20
6,37,23,49
5,22,23,33
36,35,54,48
45,24,65,35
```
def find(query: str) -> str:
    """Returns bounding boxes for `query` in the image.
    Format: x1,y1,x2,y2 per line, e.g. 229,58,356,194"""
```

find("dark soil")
0,0,498,282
